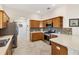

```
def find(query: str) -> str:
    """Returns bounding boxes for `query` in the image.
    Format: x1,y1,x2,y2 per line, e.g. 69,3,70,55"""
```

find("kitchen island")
0,35,13,55
50,34,79,55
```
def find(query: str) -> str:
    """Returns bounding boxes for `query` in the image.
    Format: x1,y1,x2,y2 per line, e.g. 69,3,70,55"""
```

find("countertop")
0,35,13,55
31,31,45,33
50,34,79,51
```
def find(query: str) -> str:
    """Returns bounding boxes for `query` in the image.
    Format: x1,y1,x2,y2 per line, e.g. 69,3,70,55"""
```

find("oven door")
44,34,50,41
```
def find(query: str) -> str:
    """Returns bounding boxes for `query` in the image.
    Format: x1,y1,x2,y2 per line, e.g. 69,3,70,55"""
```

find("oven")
44,33,51,41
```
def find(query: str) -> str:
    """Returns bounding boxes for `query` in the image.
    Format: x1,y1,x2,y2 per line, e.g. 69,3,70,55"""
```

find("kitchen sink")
0,39,9,47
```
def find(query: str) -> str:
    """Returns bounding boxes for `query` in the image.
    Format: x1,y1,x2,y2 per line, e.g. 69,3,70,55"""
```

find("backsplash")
61,28,72,35
43,27,72,35
30,27,72,35
30,28,43,32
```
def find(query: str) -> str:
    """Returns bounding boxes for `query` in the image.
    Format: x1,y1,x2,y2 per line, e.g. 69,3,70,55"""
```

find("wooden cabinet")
51,42,68,55
53,16,63,28
46,19,53,24
42,19,53,28
31,32,44,41
42,20,47,28
0,10,9,29
30,16,63,28
30,20,40,28
43,16,63,28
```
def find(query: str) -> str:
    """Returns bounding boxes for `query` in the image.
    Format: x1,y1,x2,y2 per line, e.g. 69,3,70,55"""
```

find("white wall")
66,5,79,35
51,4,79,35
30,14,42,20
0,5,3,10
51,5,68,27
2,5,30,22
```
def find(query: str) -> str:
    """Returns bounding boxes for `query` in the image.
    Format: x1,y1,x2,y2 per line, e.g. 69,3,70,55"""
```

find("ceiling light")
36,10,40,13
47,7,51,10
51,4,56,7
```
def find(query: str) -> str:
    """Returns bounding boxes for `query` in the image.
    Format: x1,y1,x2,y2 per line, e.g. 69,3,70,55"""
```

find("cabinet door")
0,12,3,28
3,12,7,28
0,10,9,29
42,20,47,28
46,19,53,24
31,32,44,41
53,17,63,28
30,20,40,28
51,42,68,55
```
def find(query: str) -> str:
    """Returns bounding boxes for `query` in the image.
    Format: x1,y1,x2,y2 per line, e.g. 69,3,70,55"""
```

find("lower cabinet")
51,42,68,55
31,32,44,41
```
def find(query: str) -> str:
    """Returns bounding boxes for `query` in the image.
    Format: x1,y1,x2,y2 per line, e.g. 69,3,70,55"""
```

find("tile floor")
13,36,51,55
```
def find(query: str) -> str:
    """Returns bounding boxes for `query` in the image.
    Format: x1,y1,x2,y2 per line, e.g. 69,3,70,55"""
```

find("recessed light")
36,10,40,13
47,7,51,10
51,4,56,7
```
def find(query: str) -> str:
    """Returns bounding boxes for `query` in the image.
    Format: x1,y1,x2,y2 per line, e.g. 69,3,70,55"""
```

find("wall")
2,5,30,22
66,5,79,35
0,5,30,40
0,5,3,10
51,5,68,27
30,14,42,20
51,4,79,35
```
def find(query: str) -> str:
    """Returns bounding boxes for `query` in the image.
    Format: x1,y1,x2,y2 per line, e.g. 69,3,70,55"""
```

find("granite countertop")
0,35,13,55
50,34,79,51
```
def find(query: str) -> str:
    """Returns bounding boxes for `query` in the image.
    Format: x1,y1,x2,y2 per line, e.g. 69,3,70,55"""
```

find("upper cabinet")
53,16,63,28
30,16,63,28
30,20,40,28
0,10,9,29
42,19,53,28
42,20,47,28
46,19,53,24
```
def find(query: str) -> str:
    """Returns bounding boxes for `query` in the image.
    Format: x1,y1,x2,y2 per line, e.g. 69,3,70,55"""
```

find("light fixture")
47,7,51,10
51,4,56,7
36,10,40,14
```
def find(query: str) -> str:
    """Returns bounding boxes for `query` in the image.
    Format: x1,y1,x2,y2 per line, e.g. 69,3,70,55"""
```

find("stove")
43,33,51,45
44,32,51,41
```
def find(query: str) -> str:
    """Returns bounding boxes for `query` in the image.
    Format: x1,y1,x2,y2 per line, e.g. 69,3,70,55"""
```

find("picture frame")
69,19,79,27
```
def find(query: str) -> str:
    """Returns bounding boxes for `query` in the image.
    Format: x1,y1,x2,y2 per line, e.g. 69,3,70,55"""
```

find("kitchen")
30,16,73,55
0,4,79,55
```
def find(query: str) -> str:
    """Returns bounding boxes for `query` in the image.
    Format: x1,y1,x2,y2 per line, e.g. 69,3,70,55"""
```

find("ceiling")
2,4,57,20
4,4,56,13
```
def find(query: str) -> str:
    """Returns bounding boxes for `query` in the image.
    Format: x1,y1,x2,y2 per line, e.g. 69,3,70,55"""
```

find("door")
17,20,27,40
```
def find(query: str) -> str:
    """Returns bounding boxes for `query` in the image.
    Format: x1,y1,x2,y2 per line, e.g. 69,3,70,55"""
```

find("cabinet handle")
56,46,60,50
